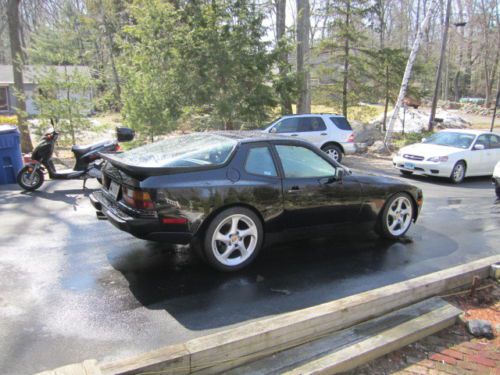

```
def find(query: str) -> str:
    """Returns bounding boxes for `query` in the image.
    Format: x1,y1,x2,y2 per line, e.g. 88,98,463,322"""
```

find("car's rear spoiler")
99,152,228,178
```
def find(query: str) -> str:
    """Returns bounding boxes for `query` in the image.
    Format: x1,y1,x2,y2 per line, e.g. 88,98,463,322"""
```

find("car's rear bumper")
341,142,356,154
90,191,193,244
392,156,453,178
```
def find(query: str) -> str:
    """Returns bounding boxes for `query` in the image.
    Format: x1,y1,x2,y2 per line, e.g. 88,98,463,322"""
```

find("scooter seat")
71,140,112,156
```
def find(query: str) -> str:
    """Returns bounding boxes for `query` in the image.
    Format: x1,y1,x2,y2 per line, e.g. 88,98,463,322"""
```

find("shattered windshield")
423,132,476,149
113,133,237,168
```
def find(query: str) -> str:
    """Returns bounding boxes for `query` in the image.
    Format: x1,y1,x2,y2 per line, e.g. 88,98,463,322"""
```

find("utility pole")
429,0,452,131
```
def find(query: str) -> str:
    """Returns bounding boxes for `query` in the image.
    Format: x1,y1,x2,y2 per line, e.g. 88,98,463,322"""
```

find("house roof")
0,65,91,85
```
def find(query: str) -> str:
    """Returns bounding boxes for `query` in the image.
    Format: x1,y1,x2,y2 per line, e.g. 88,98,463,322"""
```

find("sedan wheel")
376,193,414,239
450,161,466,184
203,207,263,271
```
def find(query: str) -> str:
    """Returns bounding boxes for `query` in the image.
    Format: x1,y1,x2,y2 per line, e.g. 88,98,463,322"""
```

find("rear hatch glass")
330,117,352,131
110,133,237,169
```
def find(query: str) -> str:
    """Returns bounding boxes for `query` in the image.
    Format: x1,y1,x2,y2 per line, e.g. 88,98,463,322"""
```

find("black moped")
17,127,134,191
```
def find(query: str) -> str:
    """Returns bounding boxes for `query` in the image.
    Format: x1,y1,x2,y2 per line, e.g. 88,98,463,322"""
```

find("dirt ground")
344,280,500,375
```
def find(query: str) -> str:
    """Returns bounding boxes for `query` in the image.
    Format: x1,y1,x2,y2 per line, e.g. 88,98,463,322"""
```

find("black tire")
449,161,466,184
375,192,414,240
202,207,263,272
322,144,343,163
496,186,500,199
17,166,44,191
400,170,413,176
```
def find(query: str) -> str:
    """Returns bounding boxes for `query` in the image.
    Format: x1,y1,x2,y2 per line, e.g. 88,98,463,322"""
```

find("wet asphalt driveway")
0,155,499,374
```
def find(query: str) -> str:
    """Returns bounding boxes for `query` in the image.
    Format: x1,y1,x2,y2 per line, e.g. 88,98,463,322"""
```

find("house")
0,65,93,116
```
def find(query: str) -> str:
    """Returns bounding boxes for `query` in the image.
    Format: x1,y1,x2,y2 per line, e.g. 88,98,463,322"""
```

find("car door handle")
287,185,300,193
321,133,327,136
290,134,298,136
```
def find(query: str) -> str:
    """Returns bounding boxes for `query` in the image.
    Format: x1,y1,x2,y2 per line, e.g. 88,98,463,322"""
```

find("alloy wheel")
386,196,413,236
452,163,465,183
211,214,258,267
326,148,339,161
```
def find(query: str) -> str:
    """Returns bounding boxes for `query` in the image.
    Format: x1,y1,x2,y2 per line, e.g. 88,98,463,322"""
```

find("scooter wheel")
17,166,44,191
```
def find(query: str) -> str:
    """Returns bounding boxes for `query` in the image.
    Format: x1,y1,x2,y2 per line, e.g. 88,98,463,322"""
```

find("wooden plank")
186,255,497,374
34,360,101,375
99,344,190,375
283,298,461,374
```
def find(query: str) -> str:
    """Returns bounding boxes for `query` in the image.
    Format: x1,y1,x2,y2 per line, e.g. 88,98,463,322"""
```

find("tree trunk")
382,63,390,132
7,0,33,153
276,0,293,115
296,0,311,114
342,0,351,117
384,0,438,146
429,0,451,131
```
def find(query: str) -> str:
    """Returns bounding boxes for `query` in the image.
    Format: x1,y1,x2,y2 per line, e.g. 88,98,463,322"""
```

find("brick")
442,349,464,360
467,355,496,368
483,351,500,361
462,342,487,351
457,360,478,371
405,365,429,375
419,359,436,369
453,345,477,356
430,353,458,366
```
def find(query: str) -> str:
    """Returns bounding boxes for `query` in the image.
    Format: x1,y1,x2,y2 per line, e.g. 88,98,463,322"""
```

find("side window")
276,145,336,178
475,135,490,149
274,118,299,133
245,147,277,177
488,134,500,149
298,117,326,132
330,117,352,131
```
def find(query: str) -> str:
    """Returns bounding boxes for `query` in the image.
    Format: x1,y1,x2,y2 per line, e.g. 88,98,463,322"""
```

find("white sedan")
393,129,500,183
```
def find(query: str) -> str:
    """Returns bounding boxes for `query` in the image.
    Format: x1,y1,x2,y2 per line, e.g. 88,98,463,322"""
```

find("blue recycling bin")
0,125,24,185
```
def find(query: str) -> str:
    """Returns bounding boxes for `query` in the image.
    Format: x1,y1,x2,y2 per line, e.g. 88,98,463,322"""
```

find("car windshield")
423,132,475,149
112,133,237,168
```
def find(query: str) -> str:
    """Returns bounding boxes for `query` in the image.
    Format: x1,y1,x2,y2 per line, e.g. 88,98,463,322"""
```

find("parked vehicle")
17,127,134,191
493,161,500,198
393,129,500,183
262,114,355,162
90,132,423,272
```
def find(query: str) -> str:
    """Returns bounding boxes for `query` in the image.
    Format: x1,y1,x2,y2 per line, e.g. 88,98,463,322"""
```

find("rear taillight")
347,133,355,143
162,217,188,225
115,144,122,151
122,186,154,209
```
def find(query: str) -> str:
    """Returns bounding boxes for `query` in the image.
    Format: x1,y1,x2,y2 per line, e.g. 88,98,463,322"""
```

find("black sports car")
90,132,423,271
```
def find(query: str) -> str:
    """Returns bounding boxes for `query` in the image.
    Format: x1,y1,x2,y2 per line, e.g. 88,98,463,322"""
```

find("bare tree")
7,0,32,152
384,0,438,147
276,0,293,114
296,0,311,113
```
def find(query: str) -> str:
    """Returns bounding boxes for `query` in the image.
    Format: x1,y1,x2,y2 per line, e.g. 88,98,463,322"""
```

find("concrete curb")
36,256,500,375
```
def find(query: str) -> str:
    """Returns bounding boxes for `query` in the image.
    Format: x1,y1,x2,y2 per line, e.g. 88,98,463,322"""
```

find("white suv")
262,114,355,162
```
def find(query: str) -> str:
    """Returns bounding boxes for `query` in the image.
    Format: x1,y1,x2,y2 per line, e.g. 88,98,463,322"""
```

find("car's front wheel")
376,193,414,240
322,144,343,163
203,207,263,271
450,161,466,184
400,170,413,176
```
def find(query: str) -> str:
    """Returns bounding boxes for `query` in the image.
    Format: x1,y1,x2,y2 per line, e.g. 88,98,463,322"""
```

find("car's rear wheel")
376,193,414,240
322,144,343,163
496,186,500,199
400,170,413,176
203,207,263,271
450,161,466,184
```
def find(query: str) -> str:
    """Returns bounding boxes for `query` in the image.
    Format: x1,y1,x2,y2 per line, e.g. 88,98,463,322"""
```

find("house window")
0,87,8,111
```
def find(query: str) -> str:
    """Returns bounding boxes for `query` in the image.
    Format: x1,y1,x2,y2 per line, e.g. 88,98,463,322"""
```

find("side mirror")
269,127,277,134
335,168,345,180
473,144,485,151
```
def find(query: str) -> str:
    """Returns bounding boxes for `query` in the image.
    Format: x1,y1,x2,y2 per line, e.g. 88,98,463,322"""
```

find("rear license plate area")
108,181,121,200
